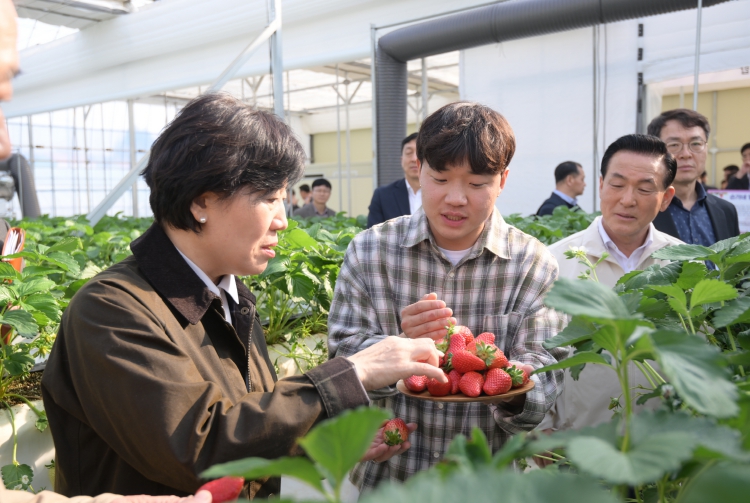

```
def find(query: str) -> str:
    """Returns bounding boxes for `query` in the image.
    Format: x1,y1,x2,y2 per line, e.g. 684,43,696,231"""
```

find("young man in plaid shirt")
328,102,567,491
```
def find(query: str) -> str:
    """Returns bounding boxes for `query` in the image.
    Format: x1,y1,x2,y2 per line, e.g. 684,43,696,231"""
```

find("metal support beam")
693,0,703,110
88,2,283,225
421,57,428,122
128,99,138,218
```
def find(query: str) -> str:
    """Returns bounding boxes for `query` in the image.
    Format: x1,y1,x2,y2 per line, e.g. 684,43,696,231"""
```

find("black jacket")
653,193,740,243
536,192,576,216
726,175,749,191
367,178,411,228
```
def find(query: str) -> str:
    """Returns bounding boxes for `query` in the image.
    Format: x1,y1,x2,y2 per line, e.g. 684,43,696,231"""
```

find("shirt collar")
597,217,654,256
401,206,510,260
175,248,239,305
671,182,708,209
553,189,577,205
406,183,421,197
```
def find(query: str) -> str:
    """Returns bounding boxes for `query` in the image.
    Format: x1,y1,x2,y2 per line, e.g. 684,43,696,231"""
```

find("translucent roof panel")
14,0,155,30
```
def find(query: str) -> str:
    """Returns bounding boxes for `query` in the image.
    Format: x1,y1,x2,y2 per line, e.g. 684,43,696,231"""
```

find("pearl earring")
199,217,207,223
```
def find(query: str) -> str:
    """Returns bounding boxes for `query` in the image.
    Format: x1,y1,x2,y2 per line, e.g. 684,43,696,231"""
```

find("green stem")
686,315,696,335
726,326,746,377
533,454,558,463
633,361,656,389
6,394,43,416
676,313,690,334
635,486,643,503
643,361,666,385
2,400,18,465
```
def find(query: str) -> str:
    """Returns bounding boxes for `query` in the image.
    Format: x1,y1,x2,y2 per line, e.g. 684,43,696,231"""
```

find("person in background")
699,171,716,190
648,109,739,245
367,133,420,228
294,178,336,218
298,183,311,205
329,102,565,491
724,143,750,190
721,164,739,189
1,2,210,502
536,161,585,216
535,134,683,465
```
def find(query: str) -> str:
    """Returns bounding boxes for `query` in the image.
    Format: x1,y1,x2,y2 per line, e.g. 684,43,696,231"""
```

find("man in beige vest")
536,134,683,461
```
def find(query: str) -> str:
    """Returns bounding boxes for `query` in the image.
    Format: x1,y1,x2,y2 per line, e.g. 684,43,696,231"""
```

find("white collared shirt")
597,218,654,274
176,249,239,324
407,182,422,214
553,189,577,206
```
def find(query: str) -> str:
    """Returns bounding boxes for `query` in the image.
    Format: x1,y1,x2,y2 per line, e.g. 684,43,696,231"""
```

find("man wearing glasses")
647,109,739,245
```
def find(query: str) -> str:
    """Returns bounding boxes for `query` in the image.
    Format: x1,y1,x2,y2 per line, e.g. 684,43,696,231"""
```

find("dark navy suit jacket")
367,178,410,228
536,192,576,216
653,193,740,243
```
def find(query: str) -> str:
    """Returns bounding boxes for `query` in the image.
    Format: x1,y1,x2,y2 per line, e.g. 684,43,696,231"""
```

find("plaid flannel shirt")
328,207,566,491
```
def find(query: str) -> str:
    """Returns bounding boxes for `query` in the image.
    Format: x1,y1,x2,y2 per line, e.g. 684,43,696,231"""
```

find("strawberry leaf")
201,457,324,494
689,279,737,308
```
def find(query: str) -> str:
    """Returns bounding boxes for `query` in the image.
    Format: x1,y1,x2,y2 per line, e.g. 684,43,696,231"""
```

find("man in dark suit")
536,161,585,216
367,133,420,228
648,109,739,244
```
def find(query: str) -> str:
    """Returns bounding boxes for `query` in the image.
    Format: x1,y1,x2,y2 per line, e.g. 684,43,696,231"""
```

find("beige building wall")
662,87,750,187
294,124,418,218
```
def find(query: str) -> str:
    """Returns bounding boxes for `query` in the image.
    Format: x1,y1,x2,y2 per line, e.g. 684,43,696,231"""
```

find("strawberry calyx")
442,352,454,372
384,429,405,446
506,366,526,386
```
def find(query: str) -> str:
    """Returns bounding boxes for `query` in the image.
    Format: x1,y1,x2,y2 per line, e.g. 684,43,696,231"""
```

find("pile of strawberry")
404,325,533,398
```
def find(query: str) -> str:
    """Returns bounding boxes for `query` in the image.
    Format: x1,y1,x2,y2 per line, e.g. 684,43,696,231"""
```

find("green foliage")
505,206,598,245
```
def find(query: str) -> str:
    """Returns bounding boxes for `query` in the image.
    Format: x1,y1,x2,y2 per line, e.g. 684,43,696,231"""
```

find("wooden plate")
396,379,535,403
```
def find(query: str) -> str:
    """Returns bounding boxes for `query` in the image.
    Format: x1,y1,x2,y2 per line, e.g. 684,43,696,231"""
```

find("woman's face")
194,187,288,277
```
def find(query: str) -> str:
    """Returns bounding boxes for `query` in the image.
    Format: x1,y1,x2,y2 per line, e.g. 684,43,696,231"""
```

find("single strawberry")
448,369,462,394
447,323,474,345
485,349,509,370
458,371,485,397
508,360,535,381
427,374,452,396
197,476,244,503
448,333,467,354
451,350,487,373
483,368,513,396
404,375,428,392
383,418,410,446
506,365,530,388
476,332,496,345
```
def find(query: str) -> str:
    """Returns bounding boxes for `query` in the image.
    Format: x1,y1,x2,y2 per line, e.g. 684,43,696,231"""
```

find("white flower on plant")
21,475,29,484
13,484,22,490
564,245,588,260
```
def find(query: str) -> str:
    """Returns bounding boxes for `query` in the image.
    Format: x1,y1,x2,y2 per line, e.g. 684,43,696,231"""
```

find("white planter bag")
0,401,55,492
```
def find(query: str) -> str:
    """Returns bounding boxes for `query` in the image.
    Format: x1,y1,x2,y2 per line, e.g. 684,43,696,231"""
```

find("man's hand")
400,293,457,340
0,109,11,160
112,490,212,503
360,422,418,463
347,336,447,390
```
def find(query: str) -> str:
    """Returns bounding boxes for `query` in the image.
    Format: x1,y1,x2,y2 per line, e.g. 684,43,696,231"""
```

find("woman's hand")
361,422,418,463
112,490,212,503
347,336,447,391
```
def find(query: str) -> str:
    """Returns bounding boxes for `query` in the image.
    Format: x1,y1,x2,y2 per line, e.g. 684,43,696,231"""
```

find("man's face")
312,184,331,205
0,0,19,102
742,149,750,171
599,151,675,242
401,139,419,184
419,159,507,251
569,166,586,197
658,120,707,185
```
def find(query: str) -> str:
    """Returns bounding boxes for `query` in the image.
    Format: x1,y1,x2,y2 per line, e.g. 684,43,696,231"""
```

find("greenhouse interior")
0,1,749,502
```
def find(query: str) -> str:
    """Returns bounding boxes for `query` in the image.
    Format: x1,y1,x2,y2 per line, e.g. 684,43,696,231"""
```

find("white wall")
461,20,638,216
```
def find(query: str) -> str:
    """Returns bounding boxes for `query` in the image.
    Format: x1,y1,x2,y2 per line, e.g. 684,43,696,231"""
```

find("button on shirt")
407,183,422,214
597,218,654,274
667,183,717,247
553,189,577,207
176,249,239,324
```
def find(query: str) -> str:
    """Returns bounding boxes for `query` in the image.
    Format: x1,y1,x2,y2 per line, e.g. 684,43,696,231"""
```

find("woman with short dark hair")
42,93,445,500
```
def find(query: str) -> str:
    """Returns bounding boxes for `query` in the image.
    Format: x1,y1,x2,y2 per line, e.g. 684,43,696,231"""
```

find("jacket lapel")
705,195,729,241
395,178,410,215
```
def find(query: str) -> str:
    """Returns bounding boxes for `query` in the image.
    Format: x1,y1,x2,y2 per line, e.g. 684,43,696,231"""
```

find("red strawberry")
508,360,535,381
448,369,462,395
506,363,530,388
197,476,244,503
476,332,496,345
383,418,410,446
448,333,467,354
483,368,513,395
405,375,428,392
470,341,508,369
427,374,452,396
458,371,485,397
447,323,474,345
450,350,486,374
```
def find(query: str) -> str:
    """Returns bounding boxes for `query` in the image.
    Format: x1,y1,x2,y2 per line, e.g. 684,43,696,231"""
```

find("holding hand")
112,491,212,503
347,336,447,390
400,293,457,340
361,421,418,463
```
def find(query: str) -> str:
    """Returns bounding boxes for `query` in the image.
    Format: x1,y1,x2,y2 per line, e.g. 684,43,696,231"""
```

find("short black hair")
741,143,750,155
554,161,582,184
647,108,710,140
417,101,515,175
601,134,677,189
142,92,305,232
401,133,418,152
311,178,331,190
724,165,740,175
299,184,311,193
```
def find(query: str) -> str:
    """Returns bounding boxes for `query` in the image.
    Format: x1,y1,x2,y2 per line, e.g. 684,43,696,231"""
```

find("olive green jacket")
42,224,367,499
